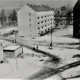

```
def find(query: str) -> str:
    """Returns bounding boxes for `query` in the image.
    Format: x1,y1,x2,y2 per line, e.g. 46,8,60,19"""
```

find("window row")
38,24,54,29
38,23,54,26
37,17,54,21
37,15,54,19
38,28,53,35
37,20,54,24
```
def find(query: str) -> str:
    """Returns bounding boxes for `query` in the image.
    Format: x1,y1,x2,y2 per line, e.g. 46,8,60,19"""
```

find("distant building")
17,4,55,37
3,46,22,58
0,44,3,61
73,0,80,38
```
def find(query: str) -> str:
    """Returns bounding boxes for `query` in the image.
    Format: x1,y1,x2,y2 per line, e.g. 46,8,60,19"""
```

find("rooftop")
3,45,21,51
27,4,53,12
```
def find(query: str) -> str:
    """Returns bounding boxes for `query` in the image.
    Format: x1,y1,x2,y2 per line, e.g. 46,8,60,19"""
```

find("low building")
3,46,22,58
17,4,55,37
0,44,3,61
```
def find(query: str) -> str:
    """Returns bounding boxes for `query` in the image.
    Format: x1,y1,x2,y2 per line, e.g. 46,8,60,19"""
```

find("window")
38,33,40,34
48,28,50,30
41,21,43,23
29,13,31,16
29,18,31,21
45,30,47,32
29,24,31,27
41,16,43,18
42,26,43,28
38,22,40,24
38,27,40,29
41,31,43,33
37,17,39,19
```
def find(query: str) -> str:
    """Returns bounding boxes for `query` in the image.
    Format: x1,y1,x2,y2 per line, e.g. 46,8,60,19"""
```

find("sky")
0,0,77,9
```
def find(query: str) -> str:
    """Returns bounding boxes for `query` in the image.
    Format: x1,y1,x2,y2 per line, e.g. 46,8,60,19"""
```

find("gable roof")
27,4,53,12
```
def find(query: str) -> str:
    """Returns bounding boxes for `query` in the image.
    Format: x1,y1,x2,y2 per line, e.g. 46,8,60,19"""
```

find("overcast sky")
0,0,77,9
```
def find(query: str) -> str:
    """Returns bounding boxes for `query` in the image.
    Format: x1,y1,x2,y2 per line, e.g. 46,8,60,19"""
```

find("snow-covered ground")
1,25,80,80
22,26,79,46
18,26,80,80
0,27,18,35
0,58,42,79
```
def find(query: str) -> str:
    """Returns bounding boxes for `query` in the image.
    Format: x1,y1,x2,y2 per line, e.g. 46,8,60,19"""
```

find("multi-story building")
73,0,80,38
17,4,55,37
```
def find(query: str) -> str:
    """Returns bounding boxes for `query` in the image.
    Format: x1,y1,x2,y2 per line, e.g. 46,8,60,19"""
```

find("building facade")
73,0,80,38
17,4,55,37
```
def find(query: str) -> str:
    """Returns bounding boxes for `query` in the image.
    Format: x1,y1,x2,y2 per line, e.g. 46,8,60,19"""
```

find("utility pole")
49,18,53,49
21,45,23,54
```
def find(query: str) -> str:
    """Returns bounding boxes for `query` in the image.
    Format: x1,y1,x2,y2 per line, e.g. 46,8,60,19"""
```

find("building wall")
3,47,22,58
4,51,15,58
36,11,55,36
17,5,37,37
18,5,55,37
0,44,3,61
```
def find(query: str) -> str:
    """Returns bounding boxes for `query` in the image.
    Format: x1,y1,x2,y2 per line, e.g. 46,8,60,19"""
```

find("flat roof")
3,46,21,51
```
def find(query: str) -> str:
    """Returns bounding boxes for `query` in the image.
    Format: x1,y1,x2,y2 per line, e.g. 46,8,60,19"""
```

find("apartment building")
17,4,55,37
73,0,80,38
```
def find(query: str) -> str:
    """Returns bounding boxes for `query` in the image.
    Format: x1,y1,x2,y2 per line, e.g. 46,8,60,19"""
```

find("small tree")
12,9,17,22
0,9,6,26
54,11,61,28
61,6,67,11
66,11,72,26
8,9,17,26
